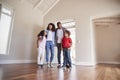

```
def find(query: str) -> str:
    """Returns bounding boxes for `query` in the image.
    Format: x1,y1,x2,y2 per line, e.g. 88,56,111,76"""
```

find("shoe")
41,65,43,69
66,64,70,68
50,64,54,68
47,64,50,68
57,64,61,68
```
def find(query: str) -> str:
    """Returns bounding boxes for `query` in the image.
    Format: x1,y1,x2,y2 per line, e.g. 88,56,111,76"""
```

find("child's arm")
69,38,72,49
37,37,39,48
37,37,43,48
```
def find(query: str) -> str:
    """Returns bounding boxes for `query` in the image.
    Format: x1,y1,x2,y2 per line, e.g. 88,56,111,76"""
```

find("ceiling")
27,0,60,16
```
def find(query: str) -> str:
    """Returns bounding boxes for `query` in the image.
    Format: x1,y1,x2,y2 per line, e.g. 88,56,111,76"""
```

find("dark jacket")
55,27,66,45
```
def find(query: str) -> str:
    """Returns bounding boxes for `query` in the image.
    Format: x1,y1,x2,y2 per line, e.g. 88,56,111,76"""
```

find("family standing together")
37,22,72,70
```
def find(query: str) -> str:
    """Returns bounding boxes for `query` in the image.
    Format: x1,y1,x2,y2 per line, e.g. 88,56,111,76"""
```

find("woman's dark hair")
47,23,55,31
65,30,71,37
37,30,45,37
57,22,61,26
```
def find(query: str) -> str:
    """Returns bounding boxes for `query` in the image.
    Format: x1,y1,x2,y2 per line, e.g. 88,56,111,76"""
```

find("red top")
62,36,72,48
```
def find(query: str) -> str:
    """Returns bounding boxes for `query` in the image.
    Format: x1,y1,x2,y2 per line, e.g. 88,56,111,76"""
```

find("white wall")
0,0,44,64
44,0,120,65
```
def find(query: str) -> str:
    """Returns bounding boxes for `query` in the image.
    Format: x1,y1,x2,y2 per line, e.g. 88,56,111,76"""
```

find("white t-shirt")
47,31,53,41
57,29,63,43
38,36,46,48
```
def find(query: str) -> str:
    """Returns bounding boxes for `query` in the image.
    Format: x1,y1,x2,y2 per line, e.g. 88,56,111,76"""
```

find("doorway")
67,28,76,64
92,15,120,64
61,20,76,64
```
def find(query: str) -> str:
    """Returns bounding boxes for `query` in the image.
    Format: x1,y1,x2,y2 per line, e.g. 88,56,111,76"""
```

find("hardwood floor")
0,63,120,80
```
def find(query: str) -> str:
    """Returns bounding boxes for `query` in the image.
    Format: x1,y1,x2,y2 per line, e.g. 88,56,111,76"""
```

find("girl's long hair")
37,30,46,40
47,23,55,32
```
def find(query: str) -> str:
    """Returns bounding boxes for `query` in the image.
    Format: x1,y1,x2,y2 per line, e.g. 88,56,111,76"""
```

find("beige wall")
44,0,120,65
0,0,44,63
95,17,120,64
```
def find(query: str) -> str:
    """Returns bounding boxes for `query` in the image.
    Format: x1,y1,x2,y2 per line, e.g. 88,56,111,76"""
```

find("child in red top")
62,30,72,69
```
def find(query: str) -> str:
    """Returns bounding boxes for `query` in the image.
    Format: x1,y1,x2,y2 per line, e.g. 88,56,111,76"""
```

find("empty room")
0,0,120,80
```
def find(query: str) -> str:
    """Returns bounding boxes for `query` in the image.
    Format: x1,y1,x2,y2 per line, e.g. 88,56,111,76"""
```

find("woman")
46,23,56,68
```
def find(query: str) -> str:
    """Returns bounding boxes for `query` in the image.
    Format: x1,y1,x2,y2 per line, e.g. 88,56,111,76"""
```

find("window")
0,4,13,55
62,21,75,28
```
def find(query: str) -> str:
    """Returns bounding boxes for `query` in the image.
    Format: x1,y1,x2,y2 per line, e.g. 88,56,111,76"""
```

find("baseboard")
0,60,37,64
97,61,120,64
75,61,95,66
1,60,119,65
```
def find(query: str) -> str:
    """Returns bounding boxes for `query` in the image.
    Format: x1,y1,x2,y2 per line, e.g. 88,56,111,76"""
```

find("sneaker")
66,64,70,68
57,64,61,68
50,64,54,68
41,65,44,69
47,64,50,68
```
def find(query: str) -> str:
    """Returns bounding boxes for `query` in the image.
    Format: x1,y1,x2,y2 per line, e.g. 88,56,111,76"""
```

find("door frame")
90,11,120,65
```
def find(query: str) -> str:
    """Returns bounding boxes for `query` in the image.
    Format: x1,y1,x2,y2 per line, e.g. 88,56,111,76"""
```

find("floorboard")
0,63,120,80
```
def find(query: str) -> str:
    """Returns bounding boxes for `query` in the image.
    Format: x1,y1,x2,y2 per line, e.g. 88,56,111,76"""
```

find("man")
55,22,66,68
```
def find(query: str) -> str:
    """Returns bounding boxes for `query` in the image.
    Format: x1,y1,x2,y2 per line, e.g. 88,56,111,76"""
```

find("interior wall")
43,0,120,65
94,16,120,64
0,0,44,63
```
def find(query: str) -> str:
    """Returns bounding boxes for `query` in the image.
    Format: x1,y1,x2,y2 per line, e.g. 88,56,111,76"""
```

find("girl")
62,30,72,70
46,23,56,68
37,30,46,68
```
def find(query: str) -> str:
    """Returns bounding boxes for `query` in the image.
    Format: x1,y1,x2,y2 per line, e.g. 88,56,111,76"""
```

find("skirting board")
75,62,95,66
75,61,120,66
0,60,37,64
97,61,120,65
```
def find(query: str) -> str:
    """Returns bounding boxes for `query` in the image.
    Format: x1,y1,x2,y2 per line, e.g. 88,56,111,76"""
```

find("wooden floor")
0,64,120,80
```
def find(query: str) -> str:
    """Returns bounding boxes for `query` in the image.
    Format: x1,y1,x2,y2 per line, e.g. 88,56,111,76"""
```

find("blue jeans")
63,48,72,67
57,43,62,64
46,41,54,63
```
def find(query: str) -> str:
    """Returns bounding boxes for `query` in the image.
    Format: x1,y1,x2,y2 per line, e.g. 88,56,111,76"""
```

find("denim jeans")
46,41,54,63
63,48,72,67
57,43,62,64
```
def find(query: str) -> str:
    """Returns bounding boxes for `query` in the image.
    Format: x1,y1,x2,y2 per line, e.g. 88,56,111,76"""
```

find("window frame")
0,3,14,55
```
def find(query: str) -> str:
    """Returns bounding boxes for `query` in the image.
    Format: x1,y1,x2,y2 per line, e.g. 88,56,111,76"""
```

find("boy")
62,30,72,69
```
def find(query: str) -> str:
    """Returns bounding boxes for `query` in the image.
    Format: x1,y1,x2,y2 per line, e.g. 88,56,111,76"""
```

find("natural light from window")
0,5,13,54
62,21,75,28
